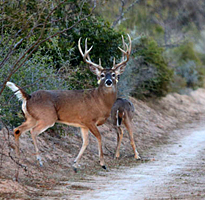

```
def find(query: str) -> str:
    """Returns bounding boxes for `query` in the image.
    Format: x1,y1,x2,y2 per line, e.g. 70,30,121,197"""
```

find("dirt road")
48,122,205,200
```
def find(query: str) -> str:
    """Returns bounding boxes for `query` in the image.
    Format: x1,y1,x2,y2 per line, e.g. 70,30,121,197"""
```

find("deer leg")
14,119,37,158
88,124,106,169
30,121,55,166
73,127,89,171
115,127,124,159
124,119,141,160
14,129,21,158
13,119,37,181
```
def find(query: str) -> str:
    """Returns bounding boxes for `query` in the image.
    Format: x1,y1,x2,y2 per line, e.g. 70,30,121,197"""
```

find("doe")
111,98,141,159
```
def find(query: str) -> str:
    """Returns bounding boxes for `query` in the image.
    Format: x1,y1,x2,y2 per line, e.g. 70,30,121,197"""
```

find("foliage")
133,37,173,97
175,60,204,89
96,0,205,46
118,36,173,98
168,41,205,91
169,74,187,94
0,47,68,127
173,42,202,66
0,0,95,97
69,18,123,67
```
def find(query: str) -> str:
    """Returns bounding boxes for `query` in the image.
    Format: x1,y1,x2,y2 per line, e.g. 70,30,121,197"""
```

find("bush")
169,74,187,93
168,41,205,92
176,60,204,89
0,48,68,128
173,42,202,66
118,36,173,98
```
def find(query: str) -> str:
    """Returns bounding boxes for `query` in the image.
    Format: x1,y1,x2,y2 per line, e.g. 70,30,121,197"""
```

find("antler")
112,34,132,69
78,38,103,69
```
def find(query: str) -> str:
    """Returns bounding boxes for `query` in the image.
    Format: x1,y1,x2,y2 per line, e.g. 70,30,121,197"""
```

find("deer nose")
105,79,113,87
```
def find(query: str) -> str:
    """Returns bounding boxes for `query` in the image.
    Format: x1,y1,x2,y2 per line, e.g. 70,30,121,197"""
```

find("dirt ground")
72,121,205,200
1,89,205,199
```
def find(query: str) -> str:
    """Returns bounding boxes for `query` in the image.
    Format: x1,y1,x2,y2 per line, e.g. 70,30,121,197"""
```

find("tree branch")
112,0,140,28
0,1,96,96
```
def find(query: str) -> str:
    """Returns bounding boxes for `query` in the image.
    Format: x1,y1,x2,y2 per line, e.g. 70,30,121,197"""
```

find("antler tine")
84,45,93,61
118,46,128,55
78,37,103,69
121,35,125,61
122,35,125,49
78,37,84,58
112,34,132,69
85,38,87,52
127,33,132,54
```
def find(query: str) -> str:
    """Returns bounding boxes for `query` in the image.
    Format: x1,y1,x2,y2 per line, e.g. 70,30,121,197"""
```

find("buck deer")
111,98,140,159
6,34,131,171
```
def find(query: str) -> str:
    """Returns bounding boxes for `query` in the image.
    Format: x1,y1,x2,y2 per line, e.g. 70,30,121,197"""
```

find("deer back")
26,79,117,127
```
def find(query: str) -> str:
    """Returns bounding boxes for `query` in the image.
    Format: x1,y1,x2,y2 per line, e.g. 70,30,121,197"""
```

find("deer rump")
111,98,135,127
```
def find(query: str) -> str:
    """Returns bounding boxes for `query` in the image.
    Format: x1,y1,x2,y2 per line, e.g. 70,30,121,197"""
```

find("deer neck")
96,85,117,109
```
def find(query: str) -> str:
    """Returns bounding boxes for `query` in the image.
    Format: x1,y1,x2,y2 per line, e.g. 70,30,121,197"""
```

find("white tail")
111,98,140,159
7,34,132,172
6,81,25,101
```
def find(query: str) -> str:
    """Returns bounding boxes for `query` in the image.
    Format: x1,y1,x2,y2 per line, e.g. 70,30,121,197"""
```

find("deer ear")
89,65,102,77
114,64,127,76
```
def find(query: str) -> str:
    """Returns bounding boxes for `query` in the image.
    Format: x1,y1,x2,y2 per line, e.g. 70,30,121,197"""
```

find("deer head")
78,34,132,88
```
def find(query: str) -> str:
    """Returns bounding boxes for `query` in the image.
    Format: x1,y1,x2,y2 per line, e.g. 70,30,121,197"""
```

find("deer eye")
100,74,105,78
112,73,115,78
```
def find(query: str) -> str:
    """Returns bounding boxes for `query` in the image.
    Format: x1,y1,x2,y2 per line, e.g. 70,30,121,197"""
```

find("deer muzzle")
105,73,113,87
105,79,113,87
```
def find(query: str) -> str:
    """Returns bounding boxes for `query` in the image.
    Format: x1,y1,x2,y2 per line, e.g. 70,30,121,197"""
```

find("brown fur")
111,98,140,159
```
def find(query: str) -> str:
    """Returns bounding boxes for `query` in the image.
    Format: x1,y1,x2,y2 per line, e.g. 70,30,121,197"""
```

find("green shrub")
118,36,173,98
169,74,187,93
175,60,204,89
169,41,205,92
173,42,202,66
0,48,68,128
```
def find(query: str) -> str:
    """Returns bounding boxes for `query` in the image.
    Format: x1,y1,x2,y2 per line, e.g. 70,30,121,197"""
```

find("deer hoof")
102,165,107,170
38,160,43,167
135,155,141,160
37,155,43,167
73,167,78,173
114,156,119,160
72,162,79,173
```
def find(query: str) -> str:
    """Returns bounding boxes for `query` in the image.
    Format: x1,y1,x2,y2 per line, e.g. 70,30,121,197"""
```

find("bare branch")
0,1,96,96
8,152,28,172
112,0,140,28
0,8,46,69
